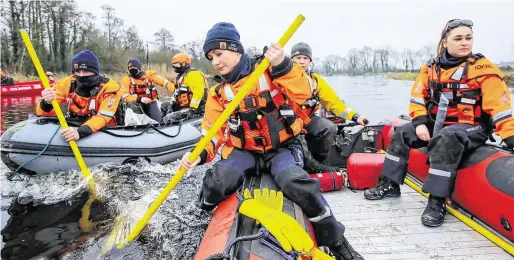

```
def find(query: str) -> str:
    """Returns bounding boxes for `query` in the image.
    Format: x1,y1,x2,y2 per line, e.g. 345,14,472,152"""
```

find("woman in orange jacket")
37,50,123,141
364,19,514,227
180,22,363,260
120,58,175,122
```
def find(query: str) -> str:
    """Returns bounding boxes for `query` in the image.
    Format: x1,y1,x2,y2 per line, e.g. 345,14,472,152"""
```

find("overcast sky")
76,0,514,63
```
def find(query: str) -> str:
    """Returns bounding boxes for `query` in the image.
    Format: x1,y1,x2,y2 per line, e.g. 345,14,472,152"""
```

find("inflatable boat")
1,116,202,175
378,117,514,243
1,79,54,96
194,174,316,260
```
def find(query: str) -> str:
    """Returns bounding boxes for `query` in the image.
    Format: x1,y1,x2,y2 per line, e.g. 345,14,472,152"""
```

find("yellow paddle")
102,14,306,252
20,29,97,196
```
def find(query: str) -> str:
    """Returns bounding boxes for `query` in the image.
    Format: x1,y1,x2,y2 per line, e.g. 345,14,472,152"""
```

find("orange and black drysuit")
192,52,349,251
37,75,123,138
379,53,514,199
121,59,175,122
1,68,14,86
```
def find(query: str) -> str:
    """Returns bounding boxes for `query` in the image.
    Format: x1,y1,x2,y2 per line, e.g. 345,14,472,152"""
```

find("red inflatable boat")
1,80,54,96
378,117,514,243
194,174,316,260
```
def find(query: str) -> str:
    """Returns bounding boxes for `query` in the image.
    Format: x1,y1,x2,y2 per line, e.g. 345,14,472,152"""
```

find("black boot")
364,176,401,200
421,195,446,227
330,236,364,260
311,215,364,260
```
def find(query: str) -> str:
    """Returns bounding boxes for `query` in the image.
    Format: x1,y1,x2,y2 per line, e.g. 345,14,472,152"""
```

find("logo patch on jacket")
108,97,115,107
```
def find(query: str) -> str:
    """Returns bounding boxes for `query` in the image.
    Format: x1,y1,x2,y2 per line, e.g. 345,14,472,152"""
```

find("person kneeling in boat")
120,58,175,122
364,19,514,227
162,53,209,122
37,50,124,142
290,42,368,164
180,22,363,260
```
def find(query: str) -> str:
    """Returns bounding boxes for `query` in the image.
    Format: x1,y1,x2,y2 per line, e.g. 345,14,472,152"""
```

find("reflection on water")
1,192,109,260
1,96,41,134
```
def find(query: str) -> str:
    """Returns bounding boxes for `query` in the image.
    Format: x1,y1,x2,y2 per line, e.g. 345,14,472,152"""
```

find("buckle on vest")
243,96,259,109
254,136,268,147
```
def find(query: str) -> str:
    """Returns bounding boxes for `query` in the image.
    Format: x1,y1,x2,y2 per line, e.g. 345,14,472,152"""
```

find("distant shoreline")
384,71,514,86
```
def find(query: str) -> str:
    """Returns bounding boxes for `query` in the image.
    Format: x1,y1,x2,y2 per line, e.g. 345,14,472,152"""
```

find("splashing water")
1,156,217,259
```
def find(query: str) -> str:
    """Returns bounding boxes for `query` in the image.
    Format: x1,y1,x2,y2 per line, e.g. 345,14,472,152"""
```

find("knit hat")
203,22,244,59
291,42,312,61
128,58,142,70
71,50,100,75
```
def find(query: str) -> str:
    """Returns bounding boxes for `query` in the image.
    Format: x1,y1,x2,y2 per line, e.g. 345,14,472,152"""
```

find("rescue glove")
239,189,334,259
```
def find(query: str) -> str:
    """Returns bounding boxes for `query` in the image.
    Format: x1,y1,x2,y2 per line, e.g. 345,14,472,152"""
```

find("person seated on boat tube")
161,53,209,122
290,42,369,164
364,19,514,227
180,22,363,260
0,64,14,86
120,58,175,122
36,50,124,142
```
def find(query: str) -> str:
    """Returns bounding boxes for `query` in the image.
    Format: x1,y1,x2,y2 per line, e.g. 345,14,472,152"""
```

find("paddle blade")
101,216,131,255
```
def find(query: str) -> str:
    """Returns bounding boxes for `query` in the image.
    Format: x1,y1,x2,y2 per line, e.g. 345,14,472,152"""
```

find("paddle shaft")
121,14,306,247
20,30,97,195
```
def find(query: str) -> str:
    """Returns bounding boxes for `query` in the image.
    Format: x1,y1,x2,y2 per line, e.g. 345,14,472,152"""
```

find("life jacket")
425,53,502,126
214,74,310,153
174,68,209,108
66,76,124,125
128,75,158,100
300,73,320,117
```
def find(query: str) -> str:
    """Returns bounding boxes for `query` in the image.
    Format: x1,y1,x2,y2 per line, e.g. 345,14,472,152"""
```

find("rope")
7,125,61,181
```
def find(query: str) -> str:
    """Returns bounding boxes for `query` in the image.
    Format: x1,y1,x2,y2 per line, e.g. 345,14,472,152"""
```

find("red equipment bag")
347,153,385,190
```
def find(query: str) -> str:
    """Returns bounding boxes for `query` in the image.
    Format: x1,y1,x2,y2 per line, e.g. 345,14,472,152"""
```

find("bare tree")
359,46,373,72
347,48,360,74
181,40,203,60
153,28,175,52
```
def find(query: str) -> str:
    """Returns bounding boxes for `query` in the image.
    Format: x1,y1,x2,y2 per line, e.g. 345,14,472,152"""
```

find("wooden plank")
324,188,513,259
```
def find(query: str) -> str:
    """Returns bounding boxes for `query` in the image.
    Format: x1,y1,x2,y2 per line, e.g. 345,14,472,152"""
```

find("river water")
1,75,513,259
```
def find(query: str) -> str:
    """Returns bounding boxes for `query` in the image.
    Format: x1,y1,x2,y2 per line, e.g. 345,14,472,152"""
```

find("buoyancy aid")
67,76,123,125
300,73,320,117
129,76,158,100
174,68,208,108
214,74,310,153
424,54,502,126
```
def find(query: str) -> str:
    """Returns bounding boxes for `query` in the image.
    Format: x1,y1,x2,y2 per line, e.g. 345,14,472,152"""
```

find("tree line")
0,0,215,77
1,1,511,79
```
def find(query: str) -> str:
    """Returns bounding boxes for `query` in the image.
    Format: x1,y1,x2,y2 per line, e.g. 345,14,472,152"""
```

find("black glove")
505,136,514,150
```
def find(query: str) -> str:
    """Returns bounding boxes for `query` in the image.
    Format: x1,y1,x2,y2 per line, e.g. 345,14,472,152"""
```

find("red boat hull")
1,80,53,96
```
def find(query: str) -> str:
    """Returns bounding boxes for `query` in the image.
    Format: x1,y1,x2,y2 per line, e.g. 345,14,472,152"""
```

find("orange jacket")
36,75,123,137
198,62,311,164
409,54,514,140
120,70,175,102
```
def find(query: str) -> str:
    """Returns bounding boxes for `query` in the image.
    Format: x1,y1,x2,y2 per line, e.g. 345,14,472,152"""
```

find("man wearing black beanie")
37,50,123,141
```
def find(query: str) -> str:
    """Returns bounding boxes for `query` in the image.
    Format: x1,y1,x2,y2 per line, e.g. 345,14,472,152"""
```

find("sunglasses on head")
447,19,473,29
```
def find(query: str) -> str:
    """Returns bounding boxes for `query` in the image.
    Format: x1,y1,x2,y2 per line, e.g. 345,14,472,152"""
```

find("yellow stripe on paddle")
20,29,97,196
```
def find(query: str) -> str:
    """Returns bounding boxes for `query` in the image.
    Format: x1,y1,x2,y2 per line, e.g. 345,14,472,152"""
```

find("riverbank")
385,71,514,86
